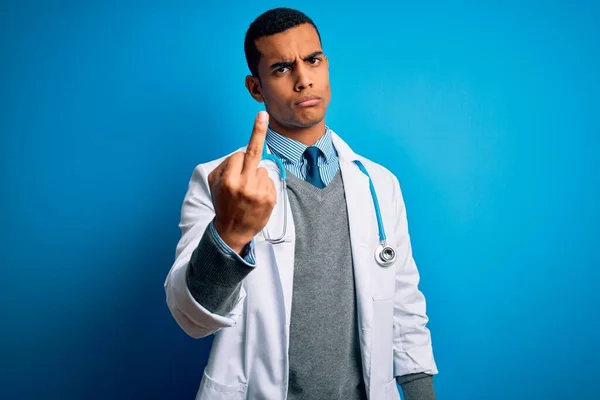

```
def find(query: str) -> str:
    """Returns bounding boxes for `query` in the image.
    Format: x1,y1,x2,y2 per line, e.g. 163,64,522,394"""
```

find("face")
245,23,331,132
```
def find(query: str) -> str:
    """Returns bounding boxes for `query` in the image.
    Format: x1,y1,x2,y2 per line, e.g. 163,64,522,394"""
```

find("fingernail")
258,111,268,122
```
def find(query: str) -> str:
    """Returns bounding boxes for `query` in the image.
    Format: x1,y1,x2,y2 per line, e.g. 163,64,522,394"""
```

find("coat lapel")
333,134,377,393
333,133,376,331
339,159,376,332
261,156,296,330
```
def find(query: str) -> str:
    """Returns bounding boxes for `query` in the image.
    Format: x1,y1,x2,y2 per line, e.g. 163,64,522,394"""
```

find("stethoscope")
260,144,397,267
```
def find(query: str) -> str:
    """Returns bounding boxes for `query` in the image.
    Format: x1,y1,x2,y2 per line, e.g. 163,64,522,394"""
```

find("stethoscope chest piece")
375,243,397,267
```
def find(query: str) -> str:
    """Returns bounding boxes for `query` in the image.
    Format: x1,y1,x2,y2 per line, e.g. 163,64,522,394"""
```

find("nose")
294,64,313,92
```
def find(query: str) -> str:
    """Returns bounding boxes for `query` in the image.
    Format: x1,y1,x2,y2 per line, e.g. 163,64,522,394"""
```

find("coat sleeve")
390,174,439,377
164,163,248,339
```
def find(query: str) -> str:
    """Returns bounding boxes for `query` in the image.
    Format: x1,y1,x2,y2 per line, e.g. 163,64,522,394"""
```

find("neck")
268,119,327,146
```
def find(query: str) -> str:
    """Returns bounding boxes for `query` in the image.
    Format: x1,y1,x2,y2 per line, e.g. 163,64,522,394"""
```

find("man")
165,7,438,400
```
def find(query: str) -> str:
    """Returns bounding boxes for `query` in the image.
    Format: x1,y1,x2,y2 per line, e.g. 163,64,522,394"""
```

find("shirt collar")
266,125,336,165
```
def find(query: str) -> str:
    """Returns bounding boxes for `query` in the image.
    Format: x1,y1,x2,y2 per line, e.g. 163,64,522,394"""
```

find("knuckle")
222,175,239,192
266,194,277,208
239,183,256,200
228,152,243,164
245,147,259,159
257,167,268,177
209,165,223,181
258,186,276,207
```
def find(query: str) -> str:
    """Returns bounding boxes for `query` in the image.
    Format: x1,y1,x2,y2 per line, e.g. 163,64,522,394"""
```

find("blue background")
2,0,599,399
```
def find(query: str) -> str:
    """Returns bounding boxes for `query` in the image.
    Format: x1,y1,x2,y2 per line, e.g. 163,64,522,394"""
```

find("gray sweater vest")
285,170,366,400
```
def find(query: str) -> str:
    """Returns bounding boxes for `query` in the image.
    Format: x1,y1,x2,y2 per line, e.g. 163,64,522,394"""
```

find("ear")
245,75,264,103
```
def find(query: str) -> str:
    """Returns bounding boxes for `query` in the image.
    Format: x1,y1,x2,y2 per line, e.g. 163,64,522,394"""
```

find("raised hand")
208,111,277,254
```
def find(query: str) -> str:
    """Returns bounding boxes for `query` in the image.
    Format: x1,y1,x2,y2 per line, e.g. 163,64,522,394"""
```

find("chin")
294,110,326,127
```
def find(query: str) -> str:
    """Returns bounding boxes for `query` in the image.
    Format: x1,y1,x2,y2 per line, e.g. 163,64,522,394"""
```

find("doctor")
165,7,438,400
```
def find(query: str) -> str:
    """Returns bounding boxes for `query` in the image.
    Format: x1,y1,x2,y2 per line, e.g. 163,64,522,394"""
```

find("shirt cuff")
208,219,256,266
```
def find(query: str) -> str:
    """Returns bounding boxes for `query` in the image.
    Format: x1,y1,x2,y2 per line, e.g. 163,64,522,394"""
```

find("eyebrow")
269,51,324,70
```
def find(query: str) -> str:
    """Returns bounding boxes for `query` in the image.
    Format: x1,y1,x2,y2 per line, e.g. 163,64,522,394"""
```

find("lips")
296,95,321,107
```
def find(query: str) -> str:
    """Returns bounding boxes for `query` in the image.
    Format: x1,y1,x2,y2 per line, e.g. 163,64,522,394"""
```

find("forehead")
255,23,322,61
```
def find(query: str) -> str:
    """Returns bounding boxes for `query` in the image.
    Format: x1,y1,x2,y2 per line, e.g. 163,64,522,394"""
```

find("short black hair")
244,8,322,78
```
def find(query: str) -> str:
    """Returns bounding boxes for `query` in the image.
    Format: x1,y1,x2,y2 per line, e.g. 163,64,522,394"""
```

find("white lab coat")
164,132,438,400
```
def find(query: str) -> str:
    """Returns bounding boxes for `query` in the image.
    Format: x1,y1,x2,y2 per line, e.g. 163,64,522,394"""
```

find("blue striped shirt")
265,126,340,185
208,126,340,265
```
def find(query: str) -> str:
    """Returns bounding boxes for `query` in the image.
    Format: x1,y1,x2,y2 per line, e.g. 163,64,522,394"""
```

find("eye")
308,57,322,66
274,66,290,75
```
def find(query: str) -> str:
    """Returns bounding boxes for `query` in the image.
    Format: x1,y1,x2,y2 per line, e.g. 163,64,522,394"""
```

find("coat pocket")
196,369,248,400
372,257,396,300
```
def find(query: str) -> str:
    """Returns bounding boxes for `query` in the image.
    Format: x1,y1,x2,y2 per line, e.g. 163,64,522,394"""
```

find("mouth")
295,95,322,107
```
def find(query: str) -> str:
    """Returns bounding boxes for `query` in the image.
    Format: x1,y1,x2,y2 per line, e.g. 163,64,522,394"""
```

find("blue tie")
304,146,325,189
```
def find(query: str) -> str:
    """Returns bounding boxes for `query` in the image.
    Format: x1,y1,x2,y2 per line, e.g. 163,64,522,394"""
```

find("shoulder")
331,130,406,210
332,129,401,191
353,153,405,207
354,154,400,187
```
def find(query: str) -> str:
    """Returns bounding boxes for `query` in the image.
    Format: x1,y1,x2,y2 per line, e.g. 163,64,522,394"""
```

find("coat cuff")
394,344,438,377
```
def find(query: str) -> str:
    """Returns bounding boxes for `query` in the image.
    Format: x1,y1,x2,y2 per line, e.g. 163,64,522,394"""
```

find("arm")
390,174,439,392
164,163,252,339
165,111,275,339
185,219,256,316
